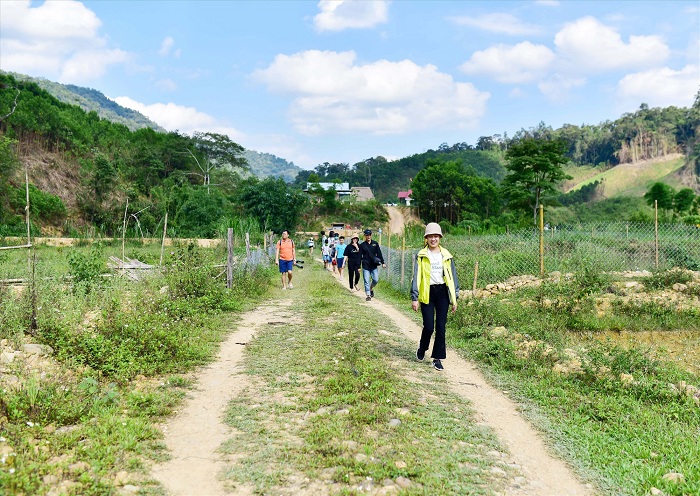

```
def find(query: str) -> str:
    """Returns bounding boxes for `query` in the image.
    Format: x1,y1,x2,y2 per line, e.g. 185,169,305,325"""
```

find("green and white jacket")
410,246,459,305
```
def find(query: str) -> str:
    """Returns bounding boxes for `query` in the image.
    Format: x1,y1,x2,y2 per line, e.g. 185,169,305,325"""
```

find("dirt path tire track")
151,272,594,495
151,301,293,496
353,282,594,496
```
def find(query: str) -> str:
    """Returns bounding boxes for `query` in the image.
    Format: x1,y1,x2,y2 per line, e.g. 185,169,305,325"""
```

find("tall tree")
644,182,675,218
502,138,571,224
188,132,247,193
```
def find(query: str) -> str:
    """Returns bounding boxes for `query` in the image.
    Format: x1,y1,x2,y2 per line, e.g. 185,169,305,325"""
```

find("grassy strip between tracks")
219,262,515,495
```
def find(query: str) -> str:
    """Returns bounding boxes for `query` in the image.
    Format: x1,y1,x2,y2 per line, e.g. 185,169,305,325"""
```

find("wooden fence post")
539,204,545,278
160,212,168,266
227,228,234,289
654,200,659,269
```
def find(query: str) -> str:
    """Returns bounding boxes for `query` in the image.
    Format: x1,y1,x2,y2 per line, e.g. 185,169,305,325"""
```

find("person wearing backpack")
275,230,297,289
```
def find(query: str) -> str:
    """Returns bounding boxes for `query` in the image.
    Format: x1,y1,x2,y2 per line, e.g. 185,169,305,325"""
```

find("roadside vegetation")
377,268,700,496
0,242,274,495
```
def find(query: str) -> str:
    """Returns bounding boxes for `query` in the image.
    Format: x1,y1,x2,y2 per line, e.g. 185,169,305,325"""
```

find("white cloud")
61,49,130,83
252,50,490,136
537,74,586,102
554,16,670,73
448,13,541,36
113,96,245,140
535,0,560,6
0,0,130,83
459,42,555,84
159,36,175,57
314,0,389,32
617,65,700,109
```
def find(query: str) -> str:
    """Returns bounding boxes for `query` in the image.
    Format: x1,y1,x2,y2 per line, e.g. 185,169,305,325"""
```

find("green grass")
442,274,700,496
0,244,275,495
567,156,685,198
219,264,509,494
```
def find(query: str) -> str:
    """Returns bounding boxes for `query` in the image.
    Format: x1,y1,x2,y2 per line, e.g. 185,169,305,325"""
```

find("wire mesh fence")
379,222,700,294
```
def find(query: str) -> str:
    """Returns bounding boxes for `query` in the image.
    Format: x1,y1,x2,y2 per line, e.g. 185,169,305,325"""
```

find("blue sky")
1,1,698,170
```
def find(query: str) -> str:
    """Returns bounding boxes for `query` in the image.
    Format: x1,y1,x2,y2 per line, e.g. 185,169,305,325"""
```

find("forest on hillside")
1,72,699,239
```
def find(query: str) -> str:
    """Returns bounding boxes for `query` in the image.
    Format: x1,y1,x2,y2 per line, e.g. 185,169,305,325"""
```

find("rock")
388,418,401,427
342,440,358,450
395,460,407,469
662,472,684,483
490,466,507,476
672,283,688,292
120,484,140,494
395,476,412,488
491,326,508,337
43,474,60,485
355,453,368,462
67,461,90,474
22,344,54,356
0,352,16,364
114,470,130,486
650,488,665,495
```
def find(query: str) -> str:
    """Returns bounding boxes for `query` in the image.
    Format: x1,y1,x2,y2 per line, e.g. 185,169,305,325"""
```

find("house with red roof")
397,189,413,206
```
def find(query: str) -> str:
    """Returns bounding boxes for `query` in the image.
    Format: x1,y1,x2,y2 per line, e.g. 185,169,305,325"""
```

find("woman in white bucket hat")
410,222,459,371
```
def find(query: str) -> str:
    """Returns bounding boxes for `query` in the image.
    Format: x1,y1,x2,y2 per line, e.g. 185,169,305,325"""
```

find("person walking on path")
335,236,347,279
345,234,362,291
275,230,297,290
307,237,315,258
360,229,385,301
322,239,331,270
411,222,459,371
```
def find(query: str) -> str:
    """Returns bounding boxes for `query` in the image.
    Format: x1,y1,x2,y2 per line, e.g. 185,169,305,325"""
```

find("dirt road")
386,206,420,235
150,268,594,495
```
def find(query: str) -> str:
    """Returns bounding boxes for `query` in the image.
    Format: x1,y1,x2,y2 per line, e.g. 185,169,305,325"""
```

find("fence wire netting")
379,222,700,294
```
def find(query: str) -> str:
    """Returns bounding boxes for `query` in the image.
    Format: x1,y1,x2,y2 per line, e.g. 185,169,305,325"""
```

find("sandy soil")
386,206,420,236
150,275,594,496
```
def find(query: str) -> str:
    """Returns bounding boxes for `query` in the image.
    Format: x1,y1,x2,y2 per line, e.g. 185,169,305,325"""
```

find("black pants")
347,260,361,289
419,284,449,360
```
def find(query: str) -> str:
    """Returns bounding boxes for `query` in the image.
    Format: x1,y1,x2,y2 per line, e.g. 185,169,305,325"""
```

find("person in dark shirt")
359,229,386,301
345,233,362,291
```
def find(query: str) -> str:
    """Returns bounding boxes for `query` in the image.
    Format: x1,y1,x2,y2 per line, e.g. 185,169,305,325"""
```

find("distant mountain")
3,72,303,182
242,149,302,183
4,71,166,132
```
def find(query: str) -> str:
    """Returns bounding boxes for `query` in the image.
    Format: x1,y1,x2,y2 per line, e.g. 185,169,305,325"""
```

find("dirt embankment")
386,206,421,236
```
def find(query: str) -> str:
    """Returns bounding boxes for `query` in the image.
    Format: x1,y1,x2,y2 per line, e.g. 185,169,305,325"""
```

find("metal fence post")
654,200,659,269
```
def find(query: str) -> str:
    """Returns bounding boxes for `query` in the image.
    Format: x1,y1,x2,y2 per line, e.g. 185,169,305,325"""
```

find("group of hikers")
275,223,459,371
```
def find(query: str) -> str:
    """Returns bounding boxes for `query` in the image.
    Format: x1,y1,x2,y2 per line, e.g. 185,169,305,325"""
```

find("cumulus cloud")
554,16,669,73
314,0,389,32
459,42,555,84
617,65,700,109
0,0,130,83
251,50,490,136
448,13,541,36
113,96,245,140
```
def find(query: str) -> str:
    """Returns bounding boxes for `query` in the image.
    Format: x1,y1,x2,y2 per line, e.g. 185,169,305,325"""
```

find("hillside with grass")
563,153,687,198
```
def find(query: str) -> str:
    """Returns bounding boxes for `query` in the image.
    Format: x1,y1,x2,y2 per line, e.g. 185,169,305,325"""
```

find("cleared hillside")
566,153,686,198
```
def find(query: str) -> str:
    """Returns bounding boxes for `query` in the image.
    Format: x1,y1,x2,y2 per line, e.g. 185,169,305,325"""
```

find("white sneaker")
281,287,287,290
288,283,293,289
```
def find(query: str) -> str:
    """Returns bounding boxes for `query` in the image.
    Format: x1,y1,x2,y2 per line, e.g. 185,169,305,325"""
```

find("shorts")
336,257,345,268
278,259,294,273
323,255,331,263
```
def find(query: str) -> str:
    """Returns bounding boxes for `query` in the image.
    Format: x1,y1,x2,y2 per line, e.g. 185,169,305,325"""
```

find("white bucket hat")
424,222,443,238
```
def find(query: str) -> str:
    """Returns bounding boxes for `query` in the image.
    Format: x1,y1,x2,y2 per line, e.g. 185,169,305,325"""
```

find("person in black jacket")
359,229,386,301
345,233,362,291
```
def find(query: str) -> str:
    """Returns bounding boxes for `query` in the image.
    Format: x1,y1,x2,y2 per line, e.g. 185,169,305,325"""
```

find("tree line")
1,71,699,238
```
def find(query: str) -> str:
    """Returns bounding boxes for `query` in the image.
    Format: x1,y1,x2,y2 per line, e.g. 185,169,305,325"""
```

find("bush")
67,246,104,293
